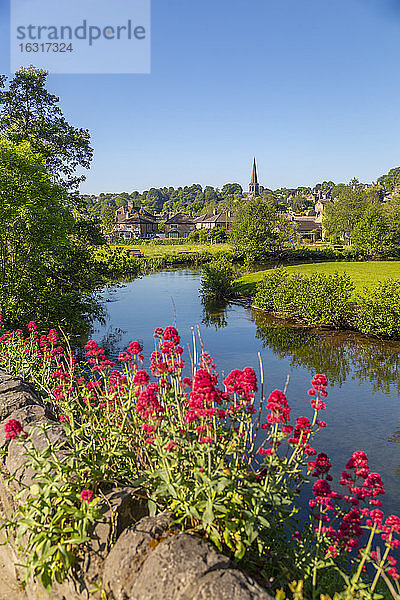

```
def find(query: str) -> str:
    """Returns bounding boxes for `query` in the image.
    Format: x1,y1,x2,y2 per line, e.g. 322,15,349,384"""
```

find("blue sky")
1,0,400,193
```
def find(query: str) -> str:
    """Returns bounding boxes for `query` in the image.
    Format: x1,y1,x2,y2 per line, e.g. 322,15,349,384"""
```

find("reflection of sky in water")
92,269,400,516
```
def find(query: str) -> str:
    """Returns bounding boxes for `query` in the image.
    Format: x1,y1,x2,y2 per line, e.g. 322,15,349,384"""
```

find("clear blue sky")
1,0,400,194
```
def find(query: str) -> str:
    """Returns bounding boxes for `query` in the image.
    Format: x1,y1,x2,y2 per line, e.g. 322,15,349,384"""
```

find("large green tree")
0,66,92,198
0,139,98,332
229,197,292,259
323,180,379,244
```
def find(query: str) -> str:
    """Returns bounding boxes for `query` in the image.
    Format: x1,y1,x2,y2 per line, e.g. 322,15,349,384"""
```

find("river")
91,268,400,516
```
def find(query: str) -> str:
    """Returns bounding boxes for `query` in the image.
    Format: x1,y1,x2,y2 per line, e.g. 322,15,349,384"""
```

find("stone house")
114,201,158,239
194,211,234,231
287,214,322,242
164,213,195,238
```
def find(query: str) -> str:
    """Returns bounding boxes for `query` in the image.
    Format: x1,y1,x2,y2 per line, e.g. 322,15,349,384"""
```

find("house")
114,201,158,239
194,211,234,231
164,213,195,238
287,214,322,242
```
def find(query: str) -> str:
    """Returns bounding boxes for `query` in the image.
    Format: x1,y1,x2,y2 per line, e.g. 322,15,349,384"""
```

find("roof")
165,212,194,225
194,212,233,224
115,207,157,224
292,216,322,233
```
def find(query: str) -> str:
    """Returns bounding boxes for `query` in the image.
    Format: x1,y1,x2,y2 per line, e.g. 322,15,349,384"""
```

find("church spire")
248,157,260,197
251,157,258,185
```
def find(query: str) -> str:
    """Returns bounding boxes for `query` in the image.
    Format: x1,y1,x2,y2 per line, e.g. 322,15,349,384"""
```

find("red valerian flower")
265,389,290,424
162,326,180,345
80,489,94,502
308,452,332,478
127,341,142,355
4,419,23,440
133,370,150,386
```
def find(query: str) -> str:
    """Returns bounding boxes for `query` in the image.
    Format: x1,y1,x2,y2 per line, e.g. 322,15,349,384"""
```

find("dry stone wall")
0,369,274,600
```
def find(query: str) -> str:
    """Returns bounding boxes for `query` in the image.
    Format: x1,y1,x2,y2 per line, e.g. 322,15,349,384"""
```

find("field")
110,243,232,258
234,261,400,296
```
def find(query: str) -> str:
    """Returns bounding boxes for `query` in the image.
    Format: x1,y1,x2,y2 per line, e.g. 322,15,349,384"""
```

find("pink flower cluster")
85,340,115,372
4,418,23,440
265,389,290,424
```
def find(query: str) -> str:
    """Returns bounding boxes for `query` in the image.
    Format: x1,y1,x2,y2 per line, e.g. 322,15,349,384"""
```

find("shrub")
354,279,400,338
200,257,236,300
253,268,354,327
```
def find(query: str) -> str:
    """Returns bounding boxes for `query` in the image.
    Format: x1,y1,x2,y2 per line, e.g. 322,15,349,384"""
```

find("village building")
164,213,195,238
289,215,322,242
114,201,158,239
194,210,233,231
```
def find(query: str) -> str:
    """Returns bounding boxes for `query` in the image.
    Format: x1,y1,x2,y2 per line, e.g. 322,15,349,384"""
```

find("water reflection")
201,298,229,330
251,311,400,394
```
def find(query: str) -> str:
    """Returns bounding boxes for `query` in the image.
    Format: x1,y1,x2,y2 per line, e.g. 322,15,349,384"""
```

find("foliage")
229,197,290,259
189,226,228,243
253,268,355,327
353,279,400,338
378,167,400,194
0,139,100,334
0,66,92,196
235,260,400,298
2,424,100,591
1,321,400,598
100,204,116,236
323,180,379,245
200,257,236,301
322,180,400,256
84,181,243,218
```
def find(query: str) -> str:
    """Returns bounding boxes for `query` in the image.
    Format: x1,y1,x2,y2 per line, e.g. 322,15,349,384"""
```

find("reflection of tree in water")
388,428,400,476
201,298,228,330
98,327,127,359
252,311,400,393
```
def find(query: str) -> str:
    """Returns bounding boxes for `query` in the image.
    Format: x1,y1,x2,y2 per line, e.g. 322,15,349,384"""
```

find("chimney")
127,199,134,211
213,208,217,215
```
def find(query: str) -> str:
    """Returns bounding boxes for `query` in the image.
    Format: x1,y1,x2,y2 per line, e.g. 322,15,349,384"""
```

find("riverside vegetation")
251,268,400,338
1,319,400,599
201,259,400,339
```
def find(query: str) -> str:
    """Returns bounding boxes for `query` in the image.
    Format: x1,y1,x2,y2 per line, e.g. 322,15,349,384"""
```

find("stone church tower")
248,158,260,198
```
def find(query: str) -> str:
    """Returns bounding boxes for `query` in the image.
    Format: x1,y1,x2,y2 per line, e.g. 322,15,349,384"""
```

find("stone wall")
0,369,274,600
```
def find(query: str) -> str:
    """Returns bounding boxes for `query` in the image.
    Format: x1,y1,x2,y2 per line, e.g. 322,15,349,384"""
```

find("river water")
91,269,400,516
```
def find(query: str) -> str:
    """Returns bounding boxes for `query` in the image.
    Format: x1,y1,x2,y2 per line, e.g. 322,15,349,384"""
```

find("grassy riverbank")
110,242,232,258
234,260,400,297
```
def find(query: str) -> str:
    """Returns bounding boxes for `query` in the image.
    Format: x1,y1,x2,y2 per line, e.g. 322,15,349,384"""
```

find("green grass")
234,261,400,297
110,243,232,258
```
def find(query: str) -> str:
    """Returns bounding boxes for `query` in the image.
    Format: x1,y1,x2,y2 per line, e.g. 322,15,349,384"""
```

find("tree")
351,200,390,255
100,204,116,236
0,66,92,197
378,167,400,193
221,183,243,198
323,180,378,245
0,139,98,333
287,193,308,213
229,197,285,259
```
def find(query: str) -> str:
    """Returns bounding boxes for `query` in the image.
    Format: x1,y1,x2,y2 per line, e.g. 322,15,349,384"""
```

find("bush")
254,267,354,326
354,279,400,338
200,257,235,301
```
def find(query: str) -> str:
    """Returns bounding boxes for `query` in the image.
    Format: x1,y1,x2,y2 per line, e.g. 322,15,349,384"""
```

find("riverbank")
231,263,400,339
234,260,400,297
